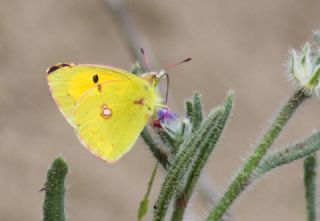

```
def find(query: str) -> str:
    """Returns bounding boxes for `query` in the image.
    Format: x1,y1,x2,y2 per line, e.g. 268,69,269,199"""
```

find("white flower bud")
289,42,320,95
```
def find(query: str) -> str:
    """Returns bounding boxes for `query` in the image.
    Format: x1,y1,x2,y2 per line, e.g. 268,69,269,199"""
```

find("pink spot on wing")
101,104,112,119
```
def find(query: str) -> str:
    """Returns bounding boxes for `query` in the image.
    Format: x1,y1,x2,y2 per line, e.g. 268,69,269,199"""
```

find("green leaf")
138,198,149,221
192,92,204,131
185,100,193,121
157,128,179,153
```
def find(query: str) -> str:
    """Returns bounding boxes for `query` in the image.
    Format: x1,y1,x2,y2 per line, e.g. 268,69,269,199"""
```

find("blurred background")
0,0,320,220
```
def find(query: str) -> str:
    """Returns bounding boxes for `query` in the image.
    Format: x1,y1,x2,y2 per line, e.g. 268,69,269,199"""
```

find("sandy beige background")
0,1,320,220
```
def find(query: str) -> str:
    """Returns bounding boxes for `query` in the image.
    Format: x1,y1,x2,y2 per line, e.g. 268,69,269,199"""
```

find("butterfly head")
141,70,166,86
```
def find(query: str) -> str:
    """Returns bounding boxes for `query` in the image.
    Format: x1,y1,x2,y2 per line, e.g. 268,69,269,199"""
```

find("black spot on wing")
46,63,75,74
93,74,99,83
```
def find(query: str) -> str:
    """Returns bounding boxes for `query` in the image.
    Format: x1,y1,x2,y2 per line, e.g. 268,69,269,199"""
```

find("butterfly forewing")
47,64,137,127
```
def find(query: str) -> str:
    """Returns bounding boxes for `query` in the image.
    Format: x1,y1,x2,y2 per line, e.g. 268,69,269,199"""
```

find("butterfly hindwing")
74,77,158,162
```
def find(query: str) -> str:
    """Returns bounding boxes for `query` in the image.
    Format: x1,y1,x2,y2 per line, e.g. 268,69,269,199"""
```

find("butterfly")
47,63,164,163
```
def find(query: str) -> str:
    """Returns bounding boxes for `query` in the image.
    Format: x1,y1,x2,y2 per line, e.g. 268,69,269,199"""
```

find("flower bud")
289,42,320,95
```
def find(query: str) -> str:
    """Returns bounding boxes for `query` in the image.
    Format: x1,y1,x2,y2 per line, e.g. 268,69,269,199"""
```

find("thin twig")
104,0,158,70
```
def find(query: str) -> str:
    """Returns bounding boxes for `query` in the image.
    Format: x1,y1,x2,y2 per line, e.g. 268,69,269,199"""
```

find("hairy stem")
304,154,317,221
43,157,68,221
206,89,310,221
252,131,320,180
171,92,233,221
152,106,225,221
141,128,169,169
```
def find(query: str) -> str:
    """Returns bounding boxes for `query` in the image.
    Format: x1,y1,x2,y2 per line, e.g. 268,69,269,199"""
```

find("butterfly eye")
93,74,99,83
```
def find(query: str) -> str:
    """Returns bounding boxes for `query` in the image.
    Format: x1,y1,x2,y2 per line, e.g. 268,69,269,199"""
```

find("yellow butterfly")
47,63,163,163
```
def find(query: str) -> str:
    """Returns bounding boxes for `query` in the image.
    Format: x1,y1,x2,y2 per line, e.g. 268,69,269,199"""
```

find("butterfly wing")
74,77,159,162
47,63,136,127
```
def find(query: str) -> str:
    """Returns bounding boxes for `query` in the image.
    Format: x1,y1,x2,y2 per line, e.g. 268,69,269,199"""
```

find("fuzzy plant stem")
304,154,317,221
170,92,233,221
141,129,169,169
43,157,68,221
152,106,225,221
206,89,310,221
251,131,320,180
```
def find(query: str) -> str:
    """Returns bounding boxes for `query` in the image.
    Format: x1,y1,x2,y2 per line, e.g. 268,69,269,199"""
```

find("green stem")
206,89,310,221
251,131,320,180
304,154,317,221
141,128,169,169
43,157,68,221
138,163,159,221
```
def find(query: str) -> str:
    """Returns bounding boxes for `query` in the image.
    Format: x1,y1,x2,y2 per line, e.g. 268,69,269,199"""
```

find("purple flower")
157,108,178,123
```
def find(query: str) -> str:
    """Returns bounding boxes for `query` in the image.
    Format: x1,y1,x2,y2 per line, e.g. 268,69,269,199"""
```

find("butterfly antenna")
164,73,169,103
164,57,192,70
140,48,151,71
161,57,192,103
